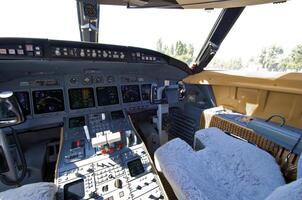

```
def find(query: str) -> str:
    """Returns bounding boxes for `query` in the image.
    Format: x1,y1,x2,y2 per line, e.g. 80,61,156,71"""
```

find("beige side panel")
184,71,302,129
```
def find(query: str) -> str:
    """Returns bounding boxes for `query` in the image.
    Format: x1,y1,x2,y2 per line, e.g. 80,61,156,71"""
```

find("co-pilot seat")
154,127,302,200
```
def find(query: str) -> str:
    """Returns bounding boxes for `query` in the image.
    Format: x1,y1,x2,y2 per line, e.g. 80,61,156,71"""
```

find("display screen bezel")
121,85,141,103
32,89,65,114
127,158,145,177
68,88,95,110
64,179,85,200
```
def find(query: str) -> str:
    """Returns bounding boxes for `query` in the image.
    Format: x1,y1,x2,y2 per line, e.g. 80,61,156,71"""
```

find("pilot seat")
154,127,302,200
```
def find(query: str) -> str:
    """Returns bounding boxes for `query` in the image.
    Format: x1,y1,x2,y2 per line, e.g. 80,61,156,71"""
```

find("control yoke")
150,81,186,104
0,91,26,185
150,81,186,145
0,91,24,128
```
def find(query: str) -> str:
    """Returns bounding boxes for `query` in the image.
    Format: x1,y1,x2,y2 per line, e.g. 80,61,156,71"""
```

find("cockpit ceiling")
98,0,288,9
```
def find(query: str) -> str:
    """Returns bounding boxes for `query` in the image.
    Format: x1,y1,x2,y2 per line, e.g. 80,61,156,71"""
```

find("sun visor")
175,0,287,9
98,0,288,9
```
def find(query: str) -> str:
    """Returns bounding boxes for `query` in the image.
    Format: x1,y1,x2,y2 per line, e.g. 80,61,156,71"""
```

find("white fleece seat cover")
0,182,57,200
265,157,302,200
154,127,285,200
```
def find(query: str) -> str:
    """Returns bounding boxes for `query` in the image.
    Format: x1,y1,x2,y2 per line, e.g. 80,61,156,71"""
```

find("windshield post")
76,0,100,43
193,7,245,73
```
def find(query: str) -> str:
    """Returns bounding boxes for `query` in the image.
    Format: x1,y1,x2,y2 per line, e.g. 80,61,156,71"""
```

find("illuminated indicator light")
8,49,16,55
101,148,107,154
17,49,24,55
109,147,114,154
76,140,81,147
0,49,7,55
25,44,33,51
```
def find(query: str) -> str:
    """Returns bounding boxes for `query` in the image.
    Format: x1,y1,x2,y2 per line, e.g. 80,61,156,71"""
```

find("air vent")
168,109,197,146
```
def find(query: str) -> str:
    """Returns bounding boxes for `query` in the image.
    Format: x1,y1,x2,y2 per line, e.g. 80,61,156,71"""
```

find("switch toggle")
114,179,123,189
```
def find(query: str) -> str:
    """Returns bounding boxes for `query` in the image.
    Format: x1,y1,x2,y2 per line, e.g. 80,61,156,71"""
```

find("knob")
114,179,123,189
89,192,98,198
87,168,94,173
75,172,82,177
136,185,142,190
102,185,108,192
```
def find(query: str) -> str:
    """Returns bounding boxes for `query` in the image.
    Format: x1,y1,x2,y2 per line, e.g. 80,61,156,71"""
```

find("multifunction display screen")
121,85,141,103
69,88,95,110
96,86,119,106
32,89,64,114
127,158,145,177
15,91,31,115
64,179,85,200
69,116,86,128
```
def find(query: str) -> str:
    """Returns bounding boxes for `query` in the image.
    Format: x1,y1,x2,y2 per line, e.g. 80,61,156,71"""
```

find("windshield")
0,0,221,65
207,0,302,73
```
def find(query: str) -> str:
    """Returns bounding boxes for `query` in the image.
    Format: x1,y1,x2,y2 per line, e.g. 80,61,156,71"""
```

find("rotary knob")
114,179,123,189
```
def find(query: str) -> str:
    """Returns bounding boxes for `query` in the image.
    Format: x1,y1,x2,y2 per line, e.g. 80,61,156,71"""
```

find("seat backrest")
209,115,300,181
155,127,286,200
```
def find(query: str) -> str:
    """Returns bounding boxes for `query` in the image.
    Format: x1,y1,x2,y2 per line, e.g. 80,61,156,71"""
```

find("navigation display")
121,85,141,103
96,86,119,106
141,84,151,101
69,88,95,110
15,91,31,115
32,90,64,114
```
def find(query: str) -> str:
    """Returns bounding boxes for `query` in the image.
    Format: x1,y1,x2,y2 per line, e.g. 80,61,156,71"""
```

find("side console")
55,110,167,200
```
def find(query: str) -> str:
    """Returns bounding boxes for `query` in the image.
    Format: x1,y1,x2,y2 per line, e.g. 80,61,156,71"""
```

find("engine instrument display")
111,110,124,120
96,86,119,106
121,85,141,103
141,84,151,101
69,88,95,110
69,116,86,128
32,90,65,114
15,91,31,115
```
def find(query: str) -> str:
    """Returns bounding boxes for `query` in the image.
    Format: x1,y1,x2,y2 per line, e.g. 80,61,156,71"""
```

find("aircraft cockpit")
0,0,301,200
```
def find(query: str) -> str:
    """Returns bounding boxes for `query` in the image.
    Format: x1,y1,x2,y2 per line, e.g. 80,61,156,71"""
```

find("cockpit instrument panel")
68,88,95,110
121,85,141,103
32,89,64,114
96,86,119,106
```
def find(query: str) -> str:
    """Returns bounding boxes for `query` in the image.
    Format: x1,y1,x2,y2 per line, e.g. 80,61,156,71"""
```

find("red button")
109,147,114,154
76,140,81,147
